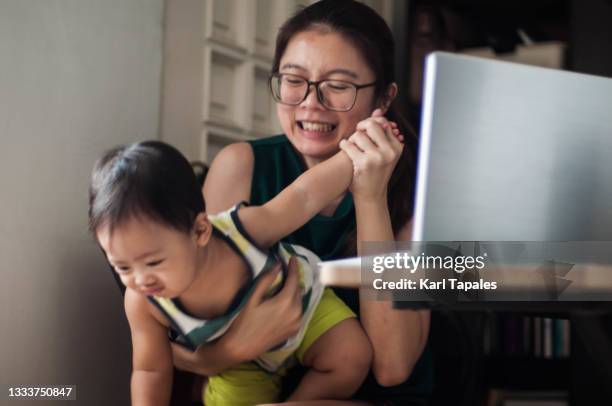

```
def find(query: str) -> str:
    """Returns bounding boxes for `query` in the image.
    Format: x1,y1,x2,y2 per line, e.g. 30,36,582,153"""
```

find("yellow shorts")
203,288,356,406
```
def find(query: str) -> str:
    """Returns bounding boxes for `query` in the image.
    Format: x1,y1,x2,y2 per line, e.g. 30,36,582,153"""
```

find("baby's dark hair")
88,140,205,236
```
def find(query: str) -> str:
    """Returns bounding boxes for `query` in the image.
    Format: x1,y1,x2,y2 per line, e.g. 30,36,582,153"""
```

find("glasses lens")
271,74,307,105
319,80,357,111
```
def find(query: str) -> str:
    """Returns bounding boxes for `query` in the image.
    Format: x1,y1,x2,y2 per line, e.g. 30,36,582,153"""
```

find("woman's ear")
378,82,398,114
193,212,212,247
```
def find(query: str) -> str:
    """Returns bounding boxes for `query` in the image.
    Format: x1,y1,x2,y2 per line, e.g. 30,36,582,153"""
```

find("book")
544,318,553,359
488,389,568,406
534,317,542,357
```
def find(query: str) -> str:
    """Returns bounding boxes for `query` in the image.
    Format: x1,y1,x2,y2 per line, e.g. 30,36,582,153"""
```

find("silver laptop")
320,52,612,288
413,52,612,242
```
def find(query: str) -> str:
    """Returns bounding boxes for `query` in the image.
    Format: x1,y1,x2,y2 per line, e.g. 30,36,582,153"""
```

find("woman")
174,1,432,404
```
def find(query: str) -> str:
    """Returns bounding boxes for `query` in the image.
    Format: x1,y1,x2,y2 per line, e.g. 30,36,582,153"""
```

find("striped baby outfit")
148,202,324,372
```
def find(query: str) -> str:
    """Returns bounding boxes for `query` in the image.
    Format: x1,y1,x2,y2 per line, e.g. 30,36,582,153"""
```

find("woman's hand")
171,256,303,375
222,256,303,361
339,108,404,202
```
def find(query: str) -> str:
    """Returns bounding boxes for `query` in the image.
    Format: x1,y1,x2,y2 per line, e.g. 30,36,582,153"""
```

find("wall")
160,0,204,161
0,1,163,404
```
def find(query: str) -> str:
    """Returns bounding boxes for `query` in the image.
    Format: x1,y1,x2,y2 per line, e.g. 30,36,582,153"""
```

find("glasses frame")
268,72,378,112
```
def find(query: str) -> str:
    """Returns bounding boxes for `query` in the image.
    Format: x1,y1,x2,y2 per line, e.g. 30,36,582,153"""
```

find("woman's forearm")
354,197,429,387
353,196,393,242
358,299,429,387
172,338,241,377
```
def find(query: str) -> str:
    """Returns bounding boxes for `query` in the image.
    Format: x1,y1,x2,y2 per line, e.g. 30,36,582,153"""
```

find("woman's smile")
296,119,338,139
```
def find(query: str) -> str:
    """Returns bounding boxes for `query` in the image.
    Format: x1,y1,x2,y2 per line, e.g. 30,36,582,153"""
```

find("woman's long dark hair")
272,0,418,255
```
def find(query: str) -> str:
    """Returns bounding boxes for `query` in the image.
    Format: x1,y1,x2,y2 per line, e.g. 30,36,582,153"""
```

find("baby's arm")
125,289,173,406
237,150,353,248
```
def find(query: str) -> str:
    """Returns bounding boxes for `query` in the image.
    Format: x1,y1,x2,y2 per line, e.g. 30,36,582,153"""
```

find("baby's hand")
370,108,405,143
339,109,404,200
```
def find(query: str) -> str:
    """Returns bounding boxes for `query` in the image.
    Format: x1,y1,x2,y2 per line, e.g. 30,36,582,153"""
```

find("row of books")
483,314,570,358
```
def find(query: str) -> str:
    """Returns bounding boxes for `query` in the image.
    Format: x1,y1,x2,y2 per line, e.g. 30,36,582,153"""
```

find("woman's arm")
340,111,430,387
171,334,239,376
396,222,431,357
202,142,254,214
356,218,430,387
125,289,174,406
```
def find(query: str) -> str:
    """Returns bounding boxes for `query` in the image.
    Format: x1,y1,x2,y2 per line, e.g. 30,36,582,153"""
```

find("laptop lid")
413,52,612,242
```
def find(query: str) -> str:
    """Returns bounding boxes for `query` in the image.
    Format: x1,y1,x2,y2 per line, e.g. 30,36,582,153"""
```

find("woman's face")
277,29,378,166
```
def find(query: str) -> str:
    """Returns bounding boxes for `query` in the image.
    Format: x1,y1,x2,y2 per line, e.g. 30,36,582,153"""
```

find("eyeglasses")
269,73,377,112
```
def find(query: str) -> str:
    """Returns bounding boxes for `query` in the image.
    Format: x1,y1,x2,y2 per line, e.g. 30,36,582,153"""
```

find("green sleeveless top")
248,135,433,398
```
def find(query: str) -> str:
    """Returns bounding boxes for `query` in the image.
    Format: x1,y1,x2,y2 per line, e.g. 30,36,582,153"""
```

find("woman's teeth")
300,121,334,132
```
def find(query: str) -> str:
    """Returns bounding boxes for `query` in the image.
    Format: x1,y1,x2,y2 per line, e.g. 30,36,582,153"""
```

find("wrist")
189,338,243,376
353,194,388,210
353,194,394,245
217,334,246,366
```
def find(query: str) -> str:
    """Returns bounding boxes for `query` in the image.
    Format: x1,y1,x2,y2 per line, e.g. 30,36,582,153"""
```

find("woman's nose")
300,84,324,110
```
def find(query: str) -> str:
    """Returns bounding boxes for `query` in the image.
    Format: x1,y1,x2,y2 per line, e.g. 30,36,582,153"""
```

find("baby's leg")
287,317,372,401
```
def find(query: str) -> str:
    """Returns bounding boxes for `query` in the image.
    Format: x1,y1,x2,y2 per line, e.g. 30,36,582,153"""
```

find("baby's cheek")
120,277,132,289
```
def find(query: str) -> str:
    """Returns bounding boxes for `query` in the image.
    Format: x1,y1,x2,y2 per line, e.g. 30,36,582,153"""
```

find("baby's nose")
135,271,156,287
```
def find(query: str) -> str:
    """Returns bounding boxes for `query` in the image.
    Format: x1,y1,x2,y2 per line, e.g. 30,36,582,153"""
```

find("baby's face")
97,216,200,299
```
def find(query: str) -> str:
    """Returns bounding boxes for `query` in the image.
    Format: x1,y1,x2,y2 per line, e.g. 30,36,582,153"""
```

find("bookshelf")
408,303,612,405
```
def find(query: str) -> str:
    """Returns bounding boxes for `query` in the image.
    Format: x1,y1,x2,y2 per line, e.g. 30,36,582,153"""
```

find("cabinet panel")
202,127,253,164
206,50,245,128
255,0,274,57
206,0,249,51
252,67,275,132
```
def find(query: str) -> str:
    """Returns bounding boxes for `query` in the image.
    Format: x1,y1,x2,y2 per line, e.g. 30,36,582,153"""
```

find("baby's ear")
193,212,212,246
